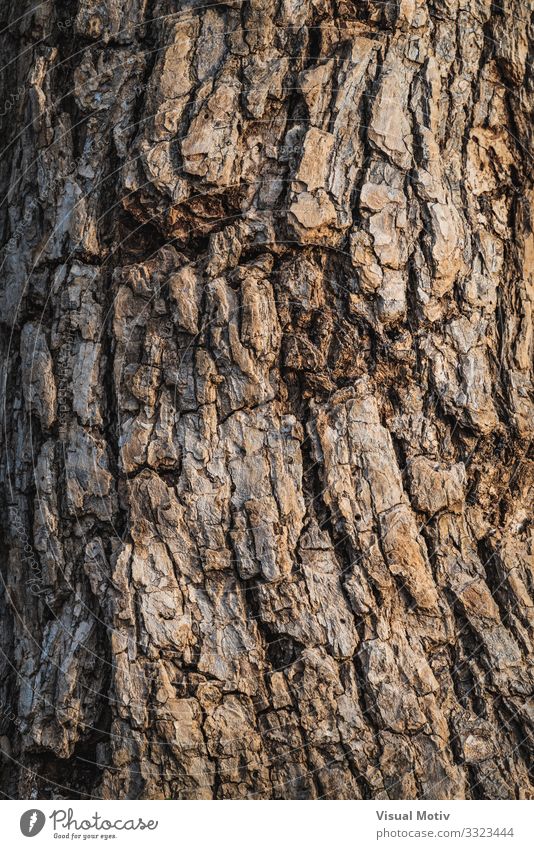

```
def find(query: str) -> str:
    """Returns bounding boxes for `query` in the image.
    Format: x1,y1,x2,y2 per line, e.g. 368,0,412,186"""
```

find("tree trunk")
0,0,532,800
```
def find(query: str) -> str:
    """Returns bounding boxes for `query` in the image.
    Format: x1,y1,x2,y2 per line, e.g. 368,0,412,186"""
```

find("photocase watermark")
18,808,159,839
2,160,77,258
57,17,75,32
0,83,26,119
57,317,76,442
7,504,47,598
2,197,39,255
52,808,159,834
20,809,46,837
0,16,73,121
0,701,24,734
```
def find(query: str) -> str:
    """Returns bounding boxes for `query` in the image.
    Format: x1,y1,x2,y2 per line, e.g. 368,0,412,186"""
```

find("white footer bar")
3,799,532,849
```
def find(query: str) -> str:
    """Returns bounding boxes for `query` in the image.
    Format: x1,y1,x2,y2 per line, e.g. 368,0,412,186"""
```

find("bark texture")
0,0,533,800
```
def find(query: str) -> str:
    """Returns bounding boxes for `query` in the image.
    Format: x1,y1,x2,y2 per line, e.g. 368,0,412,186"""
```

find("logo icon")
20,810,46,837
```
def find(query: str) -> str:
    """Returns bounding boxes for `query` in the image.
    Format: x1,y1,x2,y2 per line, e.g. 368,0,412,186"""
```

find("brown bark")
0,0,532,800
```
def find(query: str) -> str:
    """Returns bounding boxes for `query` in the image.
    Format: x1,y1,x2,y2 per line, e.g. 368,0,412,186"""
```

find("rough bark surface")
0,0,533,800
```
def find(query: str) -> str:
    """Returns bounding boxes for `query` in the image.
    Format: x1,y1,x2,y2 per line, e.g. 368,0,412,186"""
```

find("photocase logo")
20,810,46,837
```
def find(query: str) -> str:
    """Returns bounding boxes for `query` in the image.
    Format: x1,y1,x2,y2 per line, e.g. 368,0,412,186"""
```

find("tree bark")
0,0,533,800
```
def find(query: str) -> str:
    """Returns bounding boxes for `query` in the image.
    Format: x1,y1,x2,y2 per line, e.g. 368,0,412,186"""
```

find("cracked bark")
0,0,532,800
